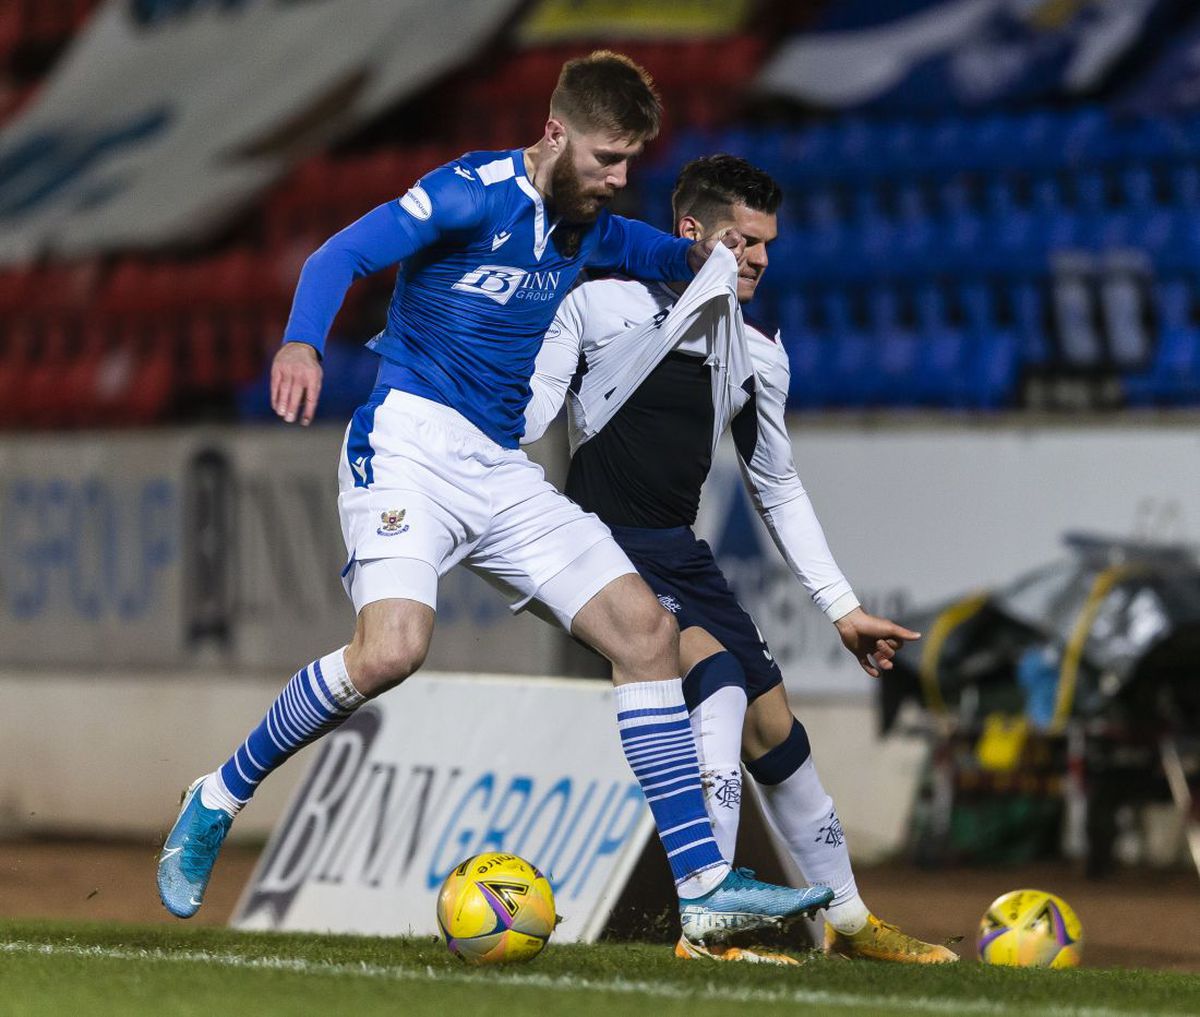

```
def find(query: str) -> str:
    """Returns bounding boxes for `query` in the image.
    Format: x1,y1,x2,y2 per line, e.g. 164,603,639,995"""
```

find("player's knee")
352,640,426,696
745,717,812,785
617,595,678,669
642,598,680,658
682,650,748,714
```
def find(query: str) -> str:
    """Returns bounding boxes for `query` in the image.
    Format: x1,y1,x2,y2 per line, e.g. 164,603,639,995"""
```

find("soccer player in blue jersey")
158,51,833,943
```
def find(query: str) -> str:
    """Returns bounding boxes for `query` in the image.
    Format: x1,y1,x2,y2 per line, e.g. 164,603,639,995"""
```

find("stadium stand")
1,2,1199,427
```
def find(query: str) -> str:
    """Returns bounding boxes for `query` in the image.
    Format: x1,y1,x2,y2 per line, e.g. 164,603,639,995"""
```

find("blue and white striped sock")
201,647,365,816
615,678,729,899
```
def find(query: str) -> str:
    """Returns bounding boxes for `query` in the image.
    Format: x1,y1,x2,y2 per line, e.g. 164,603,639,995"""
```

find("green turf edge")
2,919,1197,1017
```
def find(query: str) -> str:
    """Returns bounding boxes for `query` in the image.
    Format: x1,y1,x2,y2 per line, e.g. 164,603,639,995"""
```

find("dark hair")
550,50,662,141
671,155,783,227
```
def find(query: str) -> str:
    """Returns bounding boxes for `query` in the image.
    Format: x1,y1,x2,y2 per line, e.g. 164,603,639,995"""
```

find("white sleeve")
521,293,585,445
735,342,859,622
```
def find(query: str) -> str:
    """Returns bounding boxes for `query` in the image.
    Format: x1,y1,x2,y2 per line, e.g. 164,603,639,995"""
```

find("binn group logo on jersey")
452,265,562,306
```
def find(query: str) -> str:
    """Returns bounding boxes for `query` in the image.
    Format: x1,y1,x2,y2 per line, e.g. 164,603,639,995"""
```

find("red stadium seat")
89,324,175,426
124,328,176,425
55,321,109,427
21,317,73,427
185,317,223,394
0,6,20,63
0,318,37,427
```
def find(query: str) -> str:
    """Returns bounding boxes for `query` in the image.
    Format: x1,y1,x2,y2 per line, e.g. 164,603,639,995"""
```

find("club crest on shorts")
377,508,410,536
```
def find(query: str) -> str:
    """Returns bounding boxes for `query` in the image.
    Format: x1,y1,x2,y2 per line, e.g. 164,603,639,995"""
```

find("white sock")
675,860,728,900
200,771,242,816
756,756,869,934
688,684,748,862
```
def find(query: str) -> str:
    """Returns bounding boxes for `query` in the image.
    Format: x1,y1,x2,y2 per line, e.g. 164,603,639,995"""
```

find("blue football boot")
679,868,834,944
156,777,234,919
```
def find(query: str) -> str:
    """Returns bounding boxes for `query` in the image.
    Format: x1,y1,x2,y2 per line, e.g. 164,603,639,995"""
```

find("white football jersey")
524,250,859,622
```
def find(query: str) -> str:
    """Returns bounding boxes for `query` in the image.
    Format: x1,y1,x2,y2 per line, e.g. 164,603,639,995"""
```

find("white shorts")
337,390,635,631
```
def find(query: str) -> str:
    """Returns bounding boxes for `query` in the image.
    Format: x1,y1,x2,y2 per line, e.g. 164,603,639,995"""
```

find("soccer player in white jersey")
523,155,958,964
157,53,834,943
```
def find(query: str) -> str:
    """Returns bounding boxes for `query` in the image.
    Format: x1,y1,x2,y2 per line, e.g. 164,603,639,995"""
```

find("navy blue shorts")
609,524,784,703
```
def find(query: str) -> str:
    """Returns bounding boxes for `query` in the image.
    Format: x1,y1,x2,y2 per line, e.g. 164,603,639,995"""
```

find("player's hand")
686,227,746,275
271,342,323,426
833,607,921,679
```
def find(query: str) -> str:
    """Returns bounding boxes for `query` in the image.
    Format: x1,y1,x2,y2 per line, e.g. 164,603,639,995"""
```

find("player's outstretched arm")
589,214,745,282
280,160,486,383
834,607,921,679
272,341,322,426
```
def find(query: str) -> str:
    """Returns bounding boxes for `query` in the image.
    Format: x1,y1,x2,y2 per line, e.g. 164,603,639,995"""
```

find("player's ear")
678,215,704,241
544,117,568,153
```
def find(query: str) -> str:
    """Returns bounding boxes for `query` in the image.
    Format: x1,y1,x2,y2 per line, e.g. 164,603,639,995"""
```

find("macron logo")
453,165,474,180
491,230,512,251
350,456,369,484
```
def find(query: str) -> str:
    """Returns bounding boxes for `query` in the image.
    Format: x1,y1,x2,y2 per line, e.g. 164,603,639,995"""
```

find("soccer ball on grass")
436,852,558,965
977,888,1083,968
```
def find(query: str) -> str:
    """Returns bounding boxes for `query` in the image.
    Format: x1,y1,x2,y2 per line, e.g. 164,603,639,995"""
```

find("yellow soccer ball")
978,889,1083,968
436,853,557,965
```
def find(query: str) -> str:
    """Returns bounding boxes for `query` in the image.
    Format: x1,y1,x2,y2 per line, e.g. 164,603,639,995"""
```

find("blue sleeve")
282,161,485,356
585,213,693,283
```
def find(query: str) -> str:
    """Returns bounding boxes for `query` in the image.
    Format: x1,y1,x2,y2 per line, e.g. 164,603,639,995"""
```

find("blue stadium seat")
929,115,969,167
1016,111,1068,173
969,331,1021,410
912,285,970,407
1073,171,1109,214
1061,107,1111,166
660,107,1200,409
1006,281,1051,365
783,331,834,409
1119,166,1158,210
829,117,877,181
1124,280,1200,405
1171,165,1200,208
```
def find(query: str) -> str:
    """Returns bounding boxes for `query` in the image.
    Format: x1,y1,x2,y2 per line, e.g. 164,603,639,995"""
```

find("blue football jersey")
283,148,693,446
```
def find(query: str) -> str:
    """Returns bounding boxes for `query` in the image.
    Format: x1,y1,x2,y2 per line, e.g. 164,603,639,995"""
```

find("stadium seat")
21,317,73,428
782,331,833,410
1170,165,1200,208
0,318,37,427
969,331,1021,410
1124,280,1200,405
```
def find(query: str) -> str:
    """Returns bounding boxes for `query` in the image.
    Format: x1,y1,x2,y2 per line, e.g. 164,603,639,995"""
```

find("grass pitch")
3,920,1198,1017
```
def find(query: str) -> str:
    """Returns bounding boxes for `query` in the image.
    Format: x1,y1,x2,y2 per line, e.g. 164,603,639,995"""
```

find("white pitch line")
0,940,1166,1017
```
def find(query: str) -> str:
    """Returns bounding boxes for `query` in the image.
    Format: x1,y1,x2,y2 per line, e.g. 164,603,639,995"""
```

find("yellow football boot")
825,914,959,964
675,936,801,966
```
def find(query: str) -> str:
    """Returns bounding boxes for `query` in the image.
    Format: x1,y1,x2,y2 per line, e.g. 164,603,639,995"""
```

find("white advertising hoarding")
0,420,1193,691
696,422,1199,697
233,674,655,942
0,427,567,674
